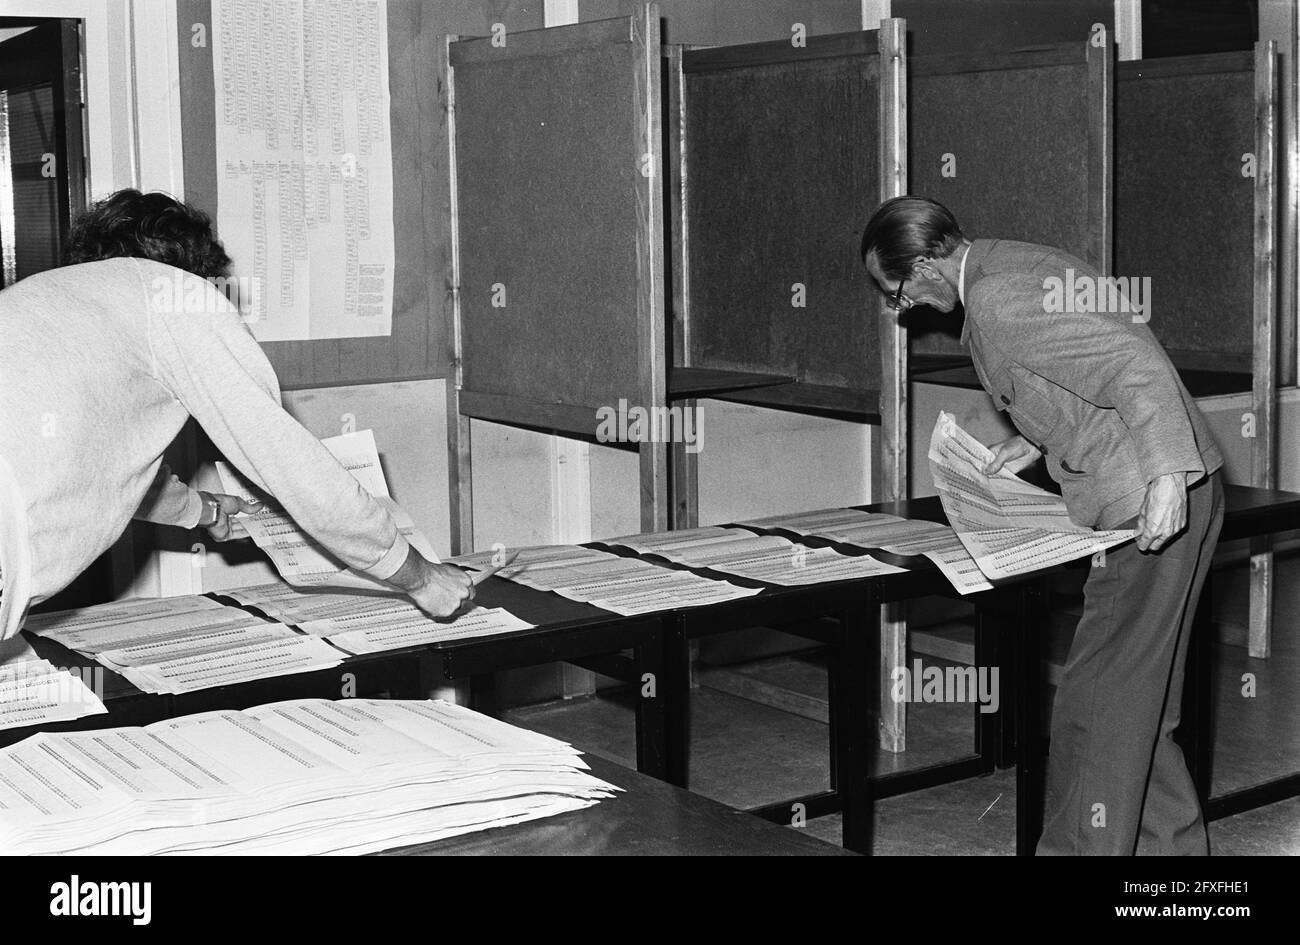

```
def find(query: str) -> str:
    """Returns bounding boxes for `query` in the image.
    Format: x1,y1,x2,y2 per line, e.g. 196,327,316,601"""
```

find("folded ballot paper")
928,412,1135,580
21,595,346,695
219,581,534,655
738,508,994,595
22,589,537,692
446,544,762,615
0,698,620,855
217,429,439,592
601,527,907,586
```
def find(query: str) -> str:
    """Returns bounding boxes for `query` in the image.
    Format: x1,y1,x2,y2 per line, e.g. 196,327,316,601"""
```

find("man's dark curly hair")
65,189,231,280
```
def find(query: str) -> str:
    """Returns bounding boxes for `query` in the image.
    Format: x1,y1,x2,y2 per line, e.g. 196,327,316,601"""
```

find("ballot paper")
0,699,618,855
928,412,1135,580
217,581,535,652
601,527,907,586
740,508,994,594
314,606,535,655
447,544,762,615
221,581,421,625
21,594,350,695
22,594,231,651
217,430,439,591
23,597,276,658
94,620,300,672
0,658,106,731
117,635,346,696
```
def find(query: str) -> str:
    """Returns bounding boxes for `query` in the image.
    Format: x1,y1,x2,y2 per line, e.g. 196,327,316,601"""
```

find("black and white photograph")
0,0,1295,911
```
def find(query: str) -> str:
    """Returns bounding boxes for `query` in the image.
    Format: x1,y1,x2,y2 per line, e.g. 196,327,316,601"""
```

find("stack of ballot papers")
217,430,441,592
0,655,107,732
220,582,535,654
740,508,994,594
0,698,620,855
928,412,1134,579
447,545,762,615
601,526,907,585
22,596,346,695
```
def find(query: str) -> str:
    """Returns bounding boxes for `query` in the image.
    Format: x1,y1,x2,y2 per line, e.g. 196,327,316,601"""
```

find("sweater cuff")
367,533,412,582
177,490,206,529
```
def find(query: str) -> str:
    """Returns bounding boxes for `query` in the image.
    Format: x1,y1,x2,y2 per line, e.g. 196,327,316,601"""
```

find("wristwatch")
198,494,222,529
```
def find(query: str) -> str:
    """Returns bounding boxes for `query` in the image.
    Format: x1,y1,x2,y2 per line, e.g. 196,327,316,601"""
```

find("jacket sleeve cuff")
1140,452,1206,486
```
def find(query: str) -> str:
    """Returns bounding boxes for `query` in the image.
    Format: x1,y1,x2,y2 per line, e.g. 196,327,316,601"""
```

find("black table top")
9,483,1295,742
5,577,653,733
381,753,851,856
861,483,1300,542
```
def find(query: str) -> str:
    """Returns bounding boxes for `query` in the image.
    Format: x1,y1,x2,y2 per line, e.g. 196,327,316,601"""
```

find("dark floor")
504,554,1300,855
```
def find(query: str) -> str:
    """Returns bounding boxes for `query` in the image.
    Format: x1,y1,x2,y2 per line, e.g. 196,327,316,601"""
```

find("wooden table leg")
832,588,877,854
1016,578,1047,856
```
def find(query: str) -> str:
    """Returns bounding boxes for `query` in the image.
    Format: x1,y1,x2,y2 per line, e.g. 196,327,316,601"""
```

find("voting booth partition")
1115,45,1280,657
445,12,1285,753
906,38,1284,658
446,7,668,548
446,12,910,550
906,40,1113,366
889,36,1109,748
658,22,910,748
665,24,907,527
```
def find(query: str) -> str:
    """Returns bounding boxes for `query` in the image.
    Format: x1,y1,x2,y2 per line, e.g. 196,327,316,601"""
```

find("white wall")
697,401,874,524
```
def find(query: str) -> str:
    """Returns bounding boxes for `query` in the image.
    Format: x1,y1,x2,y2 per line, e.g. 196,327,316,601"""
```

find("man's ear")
913,257,942,281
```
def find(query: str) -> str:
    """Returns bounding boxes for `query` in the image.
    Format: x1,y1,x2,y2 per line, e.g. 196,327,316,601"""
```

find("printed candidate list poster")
212,0,396,341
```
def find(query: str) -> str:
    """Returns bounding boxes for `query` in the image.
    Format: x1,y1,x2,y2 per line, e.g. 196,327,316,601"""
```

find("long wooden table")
622,508,1032,854
638,484,1300,855
382,753,851,856
5,482,1296,855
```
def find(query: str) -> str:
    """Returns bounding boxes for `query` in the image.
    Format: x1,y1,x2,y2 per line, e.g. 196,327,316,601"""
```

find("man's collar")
957,242,974,307
958,239,993,347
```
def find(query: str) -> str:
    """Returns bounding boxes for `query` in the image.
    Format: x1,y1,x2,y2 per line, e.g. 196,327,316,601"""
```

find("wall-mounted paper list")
212,0,395,340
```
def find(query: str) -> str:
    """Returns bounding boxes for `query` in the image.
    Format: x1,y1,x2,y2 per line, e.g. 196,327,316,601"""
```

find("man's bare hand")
198,492,261,541
982,434,1042,476
387,547,474,619
1136,473,1188,552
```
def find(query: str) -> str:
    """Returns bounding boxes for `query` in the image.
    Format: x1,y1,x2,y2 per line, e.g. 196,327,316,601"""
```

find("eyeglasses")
885,272,913,312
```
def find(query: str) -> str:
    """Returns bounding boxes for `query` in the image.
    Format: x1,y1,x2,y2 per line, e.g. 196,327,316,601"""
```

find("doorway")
0,16,86,288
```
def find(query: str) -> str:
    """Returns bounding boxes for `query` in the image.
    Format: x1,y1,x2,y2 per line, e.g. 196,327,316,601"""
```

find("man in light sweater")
0,189,473,639
860,196,1224,855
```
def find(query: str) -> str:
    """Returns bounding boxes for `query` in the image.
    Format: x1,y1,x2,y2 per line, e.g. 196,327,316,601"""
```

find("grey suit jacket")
961,239,1223,529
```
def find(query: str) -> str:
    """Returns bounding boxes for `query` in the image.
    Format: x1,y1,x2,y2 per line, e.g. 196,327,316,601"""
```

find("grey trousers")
1037,472,1224,856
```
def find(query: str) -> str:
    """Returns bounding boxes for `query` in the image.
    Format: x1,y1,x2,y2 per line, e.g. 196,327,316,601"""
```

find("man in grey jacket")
861,196,1224,855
